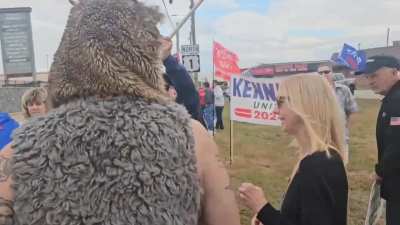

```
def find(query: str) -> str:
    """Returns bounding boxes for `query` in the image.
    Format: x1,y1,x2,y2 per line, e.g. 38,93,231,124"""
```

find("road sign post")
181,44,200,73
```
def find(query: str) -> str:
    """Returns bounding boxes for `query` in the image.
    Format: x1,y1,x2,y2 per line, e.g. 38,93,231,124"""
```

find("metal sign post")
181,44,200,73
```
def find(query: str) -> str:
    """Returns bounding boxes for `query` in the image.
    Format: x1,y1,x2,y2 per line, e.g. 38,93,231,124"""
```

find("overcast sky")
1,0,400,81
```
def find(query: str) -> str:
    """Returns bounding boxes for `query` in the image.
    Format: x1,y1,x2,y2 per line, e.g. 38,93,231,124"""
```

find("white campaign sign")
182,55,200,72
230,76,283,126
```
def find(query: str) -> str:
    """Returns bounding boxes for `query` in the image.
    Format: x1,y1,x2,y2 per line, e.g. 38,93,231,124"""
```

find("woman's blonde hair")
278,74,346,160
21,87,48,118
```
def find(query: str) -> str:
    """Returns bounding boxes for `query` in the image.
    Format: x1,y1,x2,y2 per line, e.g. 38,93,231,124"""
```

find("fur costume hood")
48,0,168,106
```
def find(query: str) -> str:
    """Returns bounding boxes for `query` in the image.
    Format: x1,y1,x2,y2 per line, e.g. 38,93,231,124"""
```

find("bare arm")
0,144,15,225
191,120,241,225
0,144,13,201
346,113,355,129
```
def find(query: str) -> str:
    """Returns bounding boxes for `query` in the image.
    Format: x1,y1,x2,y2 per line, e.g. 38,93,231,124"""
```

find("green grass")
213,99,381,225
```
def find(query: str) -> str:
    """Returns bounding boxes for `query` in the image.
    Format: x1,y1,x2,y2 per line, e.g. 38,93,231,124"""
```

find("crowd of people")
0,0,399,225
197,81,228,134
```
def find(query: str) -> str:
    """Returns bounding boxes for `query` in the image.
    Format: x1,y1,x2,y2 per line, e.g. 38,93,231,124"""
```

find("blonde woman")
239,74,348,225
21,87,48,119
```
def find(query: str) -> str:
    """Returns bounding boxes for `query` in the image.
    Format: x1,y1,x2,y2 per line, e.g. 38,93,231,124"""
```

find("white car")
333,73,356,95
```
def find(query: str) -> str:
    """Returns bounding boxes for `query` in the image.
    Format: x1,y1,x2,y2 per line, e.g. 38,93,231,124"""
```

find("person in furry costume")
0,1,241,225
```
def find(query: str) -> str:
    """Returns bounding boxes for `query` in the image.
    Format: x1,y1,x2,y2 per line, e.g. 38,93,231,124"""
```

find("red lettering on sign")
234,108,252,118
254,111,279,121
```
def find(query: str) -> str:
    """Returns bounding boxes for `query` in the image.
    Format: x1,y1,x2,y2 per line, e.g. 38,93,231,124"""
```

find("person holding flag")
160,38,201,121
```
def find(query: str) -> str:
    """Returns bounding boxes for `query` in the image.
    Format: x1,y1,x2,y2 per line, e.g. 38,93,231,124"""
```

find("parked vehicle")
333,73,356,95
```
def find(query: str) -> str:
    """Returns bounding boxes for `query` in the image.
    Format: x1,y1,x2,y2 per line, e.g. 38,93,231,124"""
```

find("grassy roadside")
214,99,381,225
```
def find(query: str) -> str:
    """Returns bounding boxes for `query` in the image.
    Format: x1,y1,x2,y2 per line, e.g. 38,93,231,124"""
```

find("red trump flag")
213,41,241,81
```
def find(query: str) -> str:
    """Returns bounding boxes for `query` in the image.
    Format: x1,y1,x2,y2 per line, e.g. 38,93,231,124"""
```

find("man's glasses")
318,70,331,75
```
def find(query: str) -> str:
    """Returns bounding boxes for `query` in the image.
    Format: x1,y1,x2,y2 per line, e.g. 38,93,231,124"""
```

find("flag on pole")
213,41,241,81
334,43,367,71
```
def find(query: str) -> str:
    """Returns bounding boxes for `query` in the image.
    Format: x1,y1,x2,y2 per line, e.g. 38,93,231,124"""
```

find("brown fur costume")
48,0,168,106
11,1,200,225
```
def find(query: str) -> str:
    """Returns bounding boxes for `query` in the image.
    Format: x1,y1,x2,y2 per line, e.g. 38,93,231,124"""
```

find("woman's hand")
238,183,268,214
251,214,263,225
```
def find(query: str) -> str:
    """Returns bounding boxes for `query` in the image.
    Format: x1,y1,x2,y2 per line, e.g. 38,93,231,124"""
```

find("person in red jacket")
198,85,206,110
198,85,207,127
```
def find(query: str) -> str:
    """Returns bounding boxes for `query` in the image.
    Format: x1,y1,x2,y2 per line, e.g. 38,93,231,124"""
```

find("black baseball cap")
355,55,400,75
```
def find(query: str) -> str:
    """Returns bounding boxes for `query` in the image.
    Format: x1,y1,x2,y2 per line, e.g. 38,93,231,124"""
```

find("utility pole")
169,0,203,84
190,0,198,83
176,22,180,56
387,28,390,47
46,54,49,71
190,0,197,45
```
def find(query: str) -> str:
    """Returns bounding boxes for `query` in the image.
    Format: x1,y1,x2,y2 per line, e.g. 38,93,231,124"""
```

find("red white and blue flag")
333,43,367,71
390,117,400,126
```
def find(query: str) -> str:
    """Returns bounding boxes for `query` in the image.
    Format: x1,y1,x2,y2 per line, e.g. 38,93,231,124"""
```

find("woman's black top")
257,149,348,225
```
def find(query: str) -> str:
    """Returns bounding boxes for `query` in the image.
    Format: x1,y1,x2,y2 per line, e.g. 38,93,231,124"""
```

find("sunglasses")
276,96,288,108
318,70,331,75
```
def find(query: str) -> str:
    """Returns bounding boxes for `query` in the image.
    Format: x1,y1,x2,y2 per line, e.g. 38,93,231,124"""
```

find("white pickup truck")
333,73,356,95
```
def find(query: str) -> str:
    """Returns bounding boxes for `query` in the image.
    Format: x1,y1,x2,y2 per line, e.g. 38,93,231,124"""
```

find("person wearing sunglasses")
239,74,348,225
317,63,358,165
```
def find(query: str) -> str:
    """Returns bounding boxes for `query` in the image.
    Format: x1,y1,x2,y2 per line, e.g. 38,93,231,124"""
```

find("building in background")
363,42,400,59
241,60,330,78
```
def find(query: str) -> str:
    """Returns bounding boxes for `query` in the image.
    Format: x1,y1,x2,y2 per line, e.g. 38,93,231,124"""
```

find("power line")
161,0,175,29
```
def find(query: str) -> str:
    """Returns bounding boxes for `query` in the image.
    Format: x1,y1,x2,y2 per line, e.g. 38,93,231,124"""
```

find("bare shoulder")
190,120,241,225
191,119,218,154
0,144,14,201
0,145,13,181
0,145,16,225
190,119,227,179
190,120,220,167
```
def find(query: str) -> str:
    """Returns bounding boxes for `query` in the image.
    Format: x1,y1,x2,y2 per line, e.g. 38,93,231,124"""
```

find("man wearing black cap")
359,55,400,225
